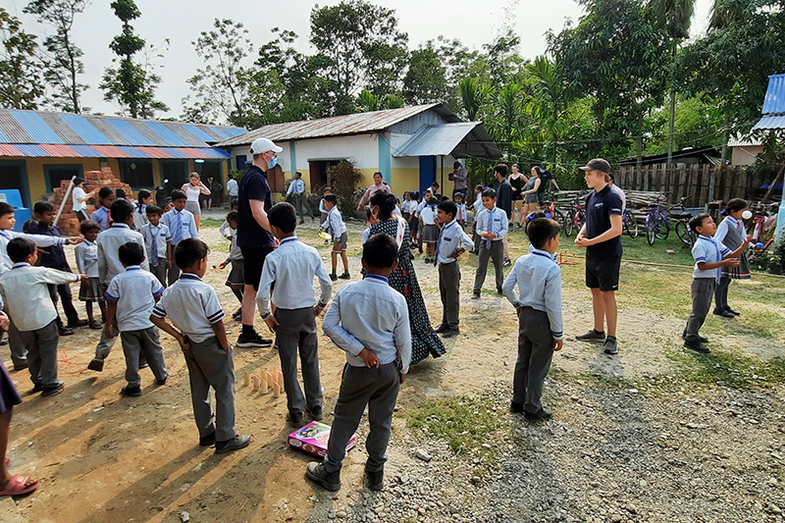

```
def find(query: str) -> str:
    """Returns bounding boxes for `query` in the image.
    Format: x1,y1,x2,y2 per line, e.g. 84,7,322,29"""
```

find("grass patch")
666,348,785,388
200,217,225,228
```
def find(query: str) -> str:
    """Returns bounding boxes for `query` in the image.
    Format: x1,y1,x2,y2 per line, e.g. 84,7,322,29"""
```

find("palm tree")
458,77,491,122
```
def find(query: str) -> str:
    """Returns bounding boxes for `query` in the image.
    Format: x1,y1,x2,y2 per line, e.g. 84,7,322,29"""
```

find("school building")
0,108,247,208
215,103,501,197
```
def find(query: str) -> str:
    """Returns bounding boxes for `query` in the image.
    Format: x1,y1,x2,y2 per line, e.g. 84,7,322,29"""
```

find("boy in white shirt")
162,189,198,285
140,205,171,287
433,201,474,338
320,195,350,281
75,220,106,329
472,188,509,298
419,197,439,263
104,242,168,397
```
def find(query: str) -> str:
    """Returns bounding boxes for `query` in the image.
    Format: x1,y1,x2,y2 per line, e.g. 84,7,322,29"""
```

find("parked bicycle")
667,196,696,248
645,194,671,246
622,209,639,238
563,197,586,238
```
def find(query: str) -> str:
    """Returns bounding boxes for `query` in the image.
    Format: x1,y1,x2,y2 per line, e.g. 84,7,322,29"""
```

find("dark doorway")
308,159,344,191
161,161,189,188
118,159,154,188
44,164,83,192
199,161,223,206
419,155,436,197
0,161,30,207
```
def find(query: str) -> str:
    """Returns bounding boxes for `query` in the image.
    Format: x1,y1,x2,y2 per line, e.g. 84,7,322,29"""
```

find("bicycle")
622,209,639,238
644,194,670,246
563,198,586,238
537,196,567,230
667,196,696,248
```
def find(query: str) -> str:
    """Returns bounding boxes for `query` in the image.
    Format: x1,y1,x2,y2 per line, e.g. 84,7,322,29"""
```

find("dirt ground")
1,223,783,522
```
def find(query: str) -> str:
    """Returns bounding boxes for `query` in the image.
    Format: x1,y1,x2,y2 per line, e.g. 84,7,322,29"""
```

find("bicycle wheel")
675,221,690,246
624,212,639,238
656,213,670,240
552,209,566,231
563,210,575,237
646,214,657,246
576,210,586,232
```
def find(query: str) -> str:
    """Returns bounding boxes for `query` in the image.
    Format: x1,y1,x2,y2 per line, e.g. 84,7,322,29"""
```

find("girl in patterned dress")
713,199,752,316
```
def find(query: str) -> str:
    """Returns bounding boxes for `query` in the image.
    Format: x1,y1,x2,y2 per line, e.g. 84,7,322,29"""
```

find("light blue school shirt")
475,206,508,241
105,266,165,332
140,223,171,262
96,223,149,284
286,178,305,195
162,208,198,246
692,235,731,280
436,220,474,264
92,206,110,231
326,206,347,237
502,248,564,340
323,275,412,374
152,273,225,343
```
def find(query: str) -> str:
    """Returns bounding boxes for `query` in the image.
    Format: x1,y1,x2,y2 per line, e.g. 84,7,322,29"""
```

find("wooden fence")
616,164,773,207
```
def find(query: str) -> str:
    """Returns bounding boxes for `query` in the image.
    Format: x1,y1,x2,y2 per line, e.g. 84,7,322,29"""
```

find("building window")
119,159,154,188
235,155,248,171
44,165,83,193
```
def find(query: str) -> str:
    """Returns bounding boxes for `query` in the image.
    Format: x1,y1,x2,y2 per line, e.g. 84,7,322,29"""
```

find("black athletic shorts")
241,245,275,290
585,255,621,292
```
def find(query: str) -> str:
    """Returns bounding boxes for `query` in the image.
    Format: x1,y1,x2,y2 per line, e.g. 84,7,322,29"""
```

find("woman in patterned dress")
368,191,446,365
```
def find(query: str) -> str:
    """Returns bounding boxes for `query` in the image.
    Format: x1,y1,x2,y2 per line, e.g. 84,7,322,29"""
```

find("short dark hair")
80,220,100,235
475,184,483,192
98,186,115,199
527,218,560,249
118,241,145,266
431,181,440,189
33,201,55,214
438,200,457,218
294,171,302,178
428,196,439,205
230,198,239,209
137,188,152,201
494,164,508,178
268,202,297,232
145,204,162,216
0,202,13,216
73,177,85,186
174,238,209,270
170,189,187,202
482,188,497,199
725,198,748,213
323,186,332,193
115,188,126,199
226,210,238,222
324,194,337,206
110,198,134,222
7,237,35,263
689,213,711,233
363,234,398,269
453,161,461,169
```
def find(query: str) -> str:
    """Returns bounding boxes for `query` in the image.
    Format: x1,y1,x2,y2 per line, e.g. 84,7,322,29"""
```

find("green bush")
327,161,365,219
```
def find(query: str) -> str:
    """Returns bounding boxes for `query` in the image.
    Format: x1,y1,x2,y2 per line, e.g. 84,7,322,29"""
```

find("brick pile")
51,167,133,237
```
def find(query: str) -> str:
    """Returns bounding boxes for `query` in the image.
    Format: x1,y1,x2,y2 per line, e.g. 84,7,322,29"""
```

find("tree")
0,7,43,109
309,0,408,113
402,45,448,105
181,19,254,127
24,0,89,113
99,0,168,118
356,89,403,112
458,77,492,122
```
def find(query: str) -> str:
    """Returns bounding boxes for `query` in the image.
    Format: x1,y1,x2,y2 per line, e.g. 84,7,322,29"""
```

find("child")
115,188,127,201
318,188,333,244
401,191,415,221
72,177,97,222
714,198,752,317
414,189,433,254
470,184,484,253
161,198,173,214
453,192,467,227
104,242,168,397
132,189,154,230
0,238,86,397
217,211,244,321
502,218,563,421
162,189,198,285
140,205,171,287
321,195,350,281
75,220,106,329
219,199,239,240
307,234,411,492
683,214,750,353
91,187,116,231
407,190,420,247
151,238,251,454
89,199,149,372
472,188,509,298
256,202,333,427
24,201,87,334
419,197,439,263
361,208,380,244
433,201,474,338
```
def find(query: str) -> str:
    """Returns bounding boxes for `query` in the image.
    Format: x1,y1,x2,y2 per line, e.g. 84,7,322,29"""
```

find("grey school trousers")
167,261,182,287
149,261,167,288
3,306,26,368
473,239,505,294
513,308,555,414
184,336,236,442
439,262,461,329
684,278,716,343
275,307,322,415
293,193,312,223
18,319,60,388
121,327,168,388
714,276,731,312
324,362,400,474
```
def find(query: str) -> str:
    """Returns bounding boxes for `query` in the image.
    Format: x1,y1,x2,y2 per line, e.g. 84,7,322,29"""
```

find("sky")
4,0,714,121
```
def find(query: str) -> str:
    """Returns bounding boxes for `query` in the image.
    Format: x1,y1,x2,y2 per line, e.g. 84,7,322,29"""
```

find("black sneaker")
524,408,552,422
306,405,323,421
306,462,341,491
682,334,709,343
329,273,338,282
87,357,105,372
215,434,251,454
236,332,272,348
433,324,449,333
471,293,481,300
684,342,711,354
365,468,384,491
42,382,64,397
199,431,217,447
442,328,460,338
121,385,142,397
338,272,351,280
576,329,606,342
288,410,305,427
603,337,618,355
726,307,741,316
509,401,524,414
713,309,735,318
30,383,43,394
502,259,511,268
68,319,89,328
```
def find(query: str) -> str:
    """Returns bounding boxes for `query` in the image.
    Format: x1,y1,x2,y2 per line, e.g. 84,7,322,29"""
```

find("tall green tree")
402,44,448,105
24,0,89,113
99,0,168,118
458,77,492,122
0,7,43,109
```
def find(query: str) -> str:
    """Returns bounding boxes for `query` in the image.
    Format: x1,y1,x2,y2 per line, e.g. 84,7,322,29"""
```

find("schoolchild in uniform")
713,198,752,317
419,197,439,263
472,188,509,298
132,189,154,230
91,187,116,231
256,202,333,427
470,184,484,253
319,187,333,244
306,234,411,492
104,242,168,397
75,220,106,329
433,201,473,338
502,218,563,421
151,238,251,454
140,205,171,287
321,195,350,281
217,211,244,321
162,189,198,286
453,192,467,227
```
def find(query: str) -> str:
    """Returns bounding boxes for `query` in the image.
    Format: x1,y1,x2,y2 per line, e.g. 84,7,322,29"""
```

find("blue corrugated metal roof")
394,123,478,157
165,149,190,159
752,114,785,131
106,119,155,146
144,121,190,147
70,144,102,157
118,145,149,158
761,74,785,115
198,147,231,159
14,144,48,156
183,124,218,142
10,111,63,143
60,114,112,145
0,128,7,142
208,126,231,139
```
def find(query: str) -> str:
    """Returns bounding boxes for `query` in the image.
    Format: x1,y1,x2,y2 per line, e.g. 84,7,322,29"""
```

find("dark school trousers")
184,336,236,442
94,284,118,359
324,363,400,474
513,308,554,414
48,274,80,327
293,193,311,223
473,239,505,294
439,262,461,329
275,307,322,415
121,327,168,388
18,319,60,388
149,260,168,288
167,260,182,287
714,276,731,312
684,278,716,343
3,306,26,368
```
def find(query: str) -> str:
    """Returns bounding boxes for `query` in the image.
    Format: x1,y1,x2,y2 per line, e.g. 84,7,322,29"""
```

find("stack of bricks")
51,167,133,237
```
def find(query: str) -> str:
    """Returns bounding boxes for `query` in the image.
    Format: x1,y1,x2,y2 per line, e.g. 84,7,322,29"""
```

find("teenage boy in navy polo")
574,159,623,355
151,238,251,454
235,137,282,348
104,242,168,397
502,218,563,421
162,190,198,286
256,203,333,427
472,188,509,299
307,234,411,492
433,200,473,338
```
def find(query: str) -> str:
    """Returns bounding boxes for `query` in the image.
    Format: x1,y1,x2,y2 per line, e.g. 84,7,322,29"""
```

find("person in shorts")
322,195,350,281
574,159,623,355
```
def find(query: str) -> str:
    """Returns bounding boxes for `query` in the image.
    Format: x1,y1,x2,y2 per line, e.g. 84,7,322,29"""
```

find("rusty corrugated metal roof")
39,144,80,157
0,109,33,143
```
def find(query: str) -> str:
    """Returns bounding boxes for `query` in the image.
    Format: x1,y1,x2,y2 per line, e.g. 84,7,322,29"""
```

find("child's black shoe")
509,401,524,414
365,468,384,491
121,385,142,397
524,408,552,422
199,432,216,446
306,462,341,491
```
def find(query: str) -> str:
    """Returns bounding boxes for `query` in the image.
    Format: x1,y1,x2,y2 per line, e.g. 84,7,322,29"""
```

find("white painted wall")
293,134,379,170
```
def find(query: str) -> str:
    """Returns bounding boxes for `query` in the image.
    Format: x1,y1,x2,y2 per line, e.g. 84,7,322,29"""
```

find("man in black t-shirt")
494,164,513,267
236,137,282,348
574,158,623,355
